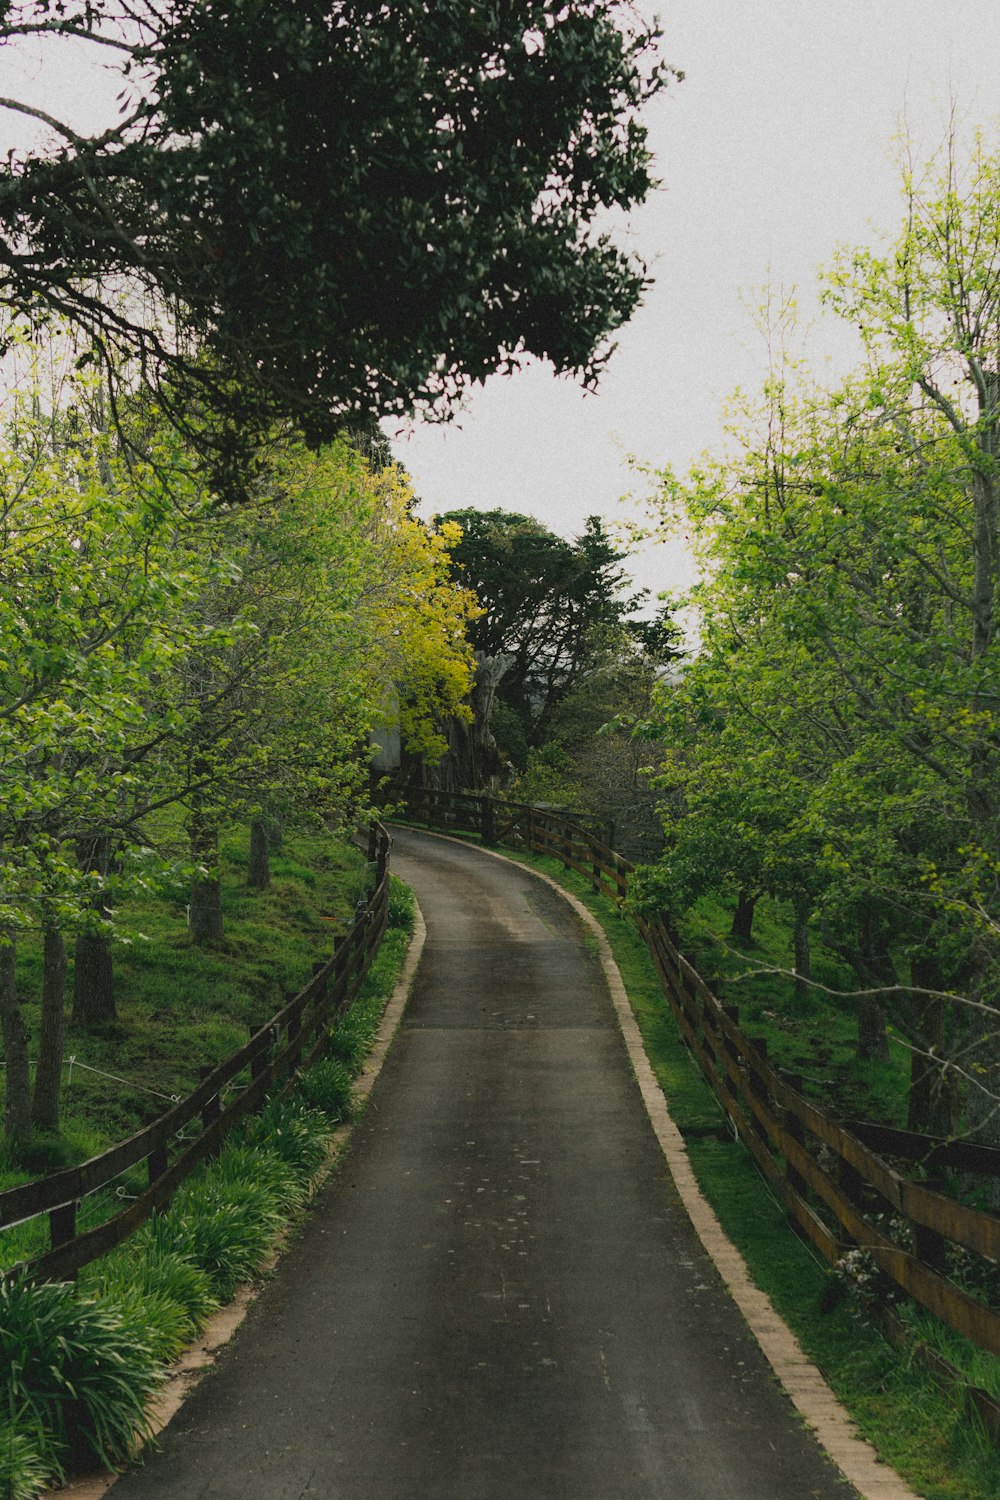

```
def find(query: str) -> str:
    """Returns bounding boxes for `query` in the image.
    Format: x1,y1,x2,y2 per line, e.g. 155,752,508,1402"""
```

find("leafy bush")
326,1018,369,1072
101,1240,219,1334
0,1277,161,1470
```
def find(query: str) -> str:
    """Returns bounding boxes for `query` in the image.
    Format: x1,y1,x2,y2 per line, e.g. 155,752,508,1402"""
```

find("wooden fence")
390,786,1000,1384
0,825,391,1285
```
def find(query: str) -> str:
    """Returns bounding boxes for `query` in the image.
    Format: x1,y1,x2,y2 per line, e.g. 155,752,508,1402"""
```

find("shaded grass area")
680,891,911,1126
0,829,375,1267
0,873,416,1499
502,844,1000,1500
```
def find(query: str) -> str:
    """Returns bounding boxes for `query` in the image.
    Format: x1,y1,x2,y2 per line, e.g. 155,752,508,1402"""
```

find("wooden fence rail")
387,785,1000,1371
0,824,392,1285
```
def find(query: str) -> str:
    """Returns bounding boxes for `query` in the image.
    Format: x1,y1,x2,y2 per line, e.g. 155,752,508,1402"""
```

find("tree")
638,184,1000,1134
0,2,671,450
437,508,641,752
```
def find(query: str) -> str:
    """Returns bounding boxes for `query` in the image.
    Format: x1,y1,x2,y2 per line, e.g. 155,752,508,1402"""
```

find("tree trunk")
190,812,224,943
852,908,893,1063
248,817,271,890
0,932,30,1149
792,898,812,1005
730,887,757,945
72,834,116,1026
32,922,67,1134
857,997,890,1063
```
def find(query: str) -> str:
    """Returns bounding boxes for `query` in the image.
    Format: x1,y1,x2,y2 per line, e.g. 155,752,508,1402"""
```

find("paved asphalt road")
109,827,855,1499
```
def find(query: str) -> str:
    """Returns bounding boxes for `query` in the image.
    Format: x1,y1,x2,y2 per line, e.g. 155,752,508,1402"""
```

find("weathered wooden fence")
0,824,391,1284
389,786,1000,1384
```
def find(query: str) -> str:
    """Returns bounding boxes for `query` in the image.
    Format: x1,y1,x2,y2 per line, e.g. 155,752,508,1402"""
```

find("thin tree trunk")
248,817,271,890
792,898,812,1005
73,834,116,1026
189,810,224,943
32,921,67,1133
857,997,890,1063
852,909,893,1063
730,887,757,945
0,931,30,1149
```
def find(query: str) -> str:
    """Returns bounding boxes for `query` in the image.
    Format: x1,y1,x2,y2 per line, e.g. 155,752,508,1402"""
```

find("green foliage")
296,1058,354,1122
637,132,1000,1135
239,1100,330,1180
0,1277,161,1470
92,1242,219,1357
438,508,643,746
144,1179,284,1301
0,3,669,445
0,1413,57,1500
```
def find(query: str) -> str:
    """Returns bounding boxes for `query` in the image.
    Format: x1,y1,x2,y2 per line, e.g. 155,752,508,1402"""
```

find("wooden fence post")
146,1142,169,1190
480,796,495,846
747,1037,770,1145
199,1065,221,1136
783,1072,807,1199
49,1199,77,1253
913,1185,949,1276
721,1004,740,1107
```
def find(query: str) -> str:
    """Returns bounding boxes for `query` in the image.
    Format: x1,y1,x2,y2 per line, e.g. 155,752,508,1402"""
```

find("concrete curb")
420,830,920,1500
53,900,428,1499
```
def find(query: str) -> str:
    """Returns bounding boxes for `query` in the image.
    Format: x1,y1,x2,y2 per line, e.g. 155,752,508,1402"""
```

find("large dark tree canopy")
0,2,668,441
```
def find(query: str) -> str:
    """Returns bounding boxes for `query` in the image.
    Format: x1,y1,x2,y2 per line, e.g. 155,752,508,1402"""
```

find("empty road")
109,826,854,1499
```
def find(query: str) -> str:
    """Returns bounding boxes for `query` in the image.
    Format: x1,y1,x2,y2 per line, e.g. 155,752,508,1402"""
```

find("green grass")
502,844,1000,1500
1,828,368,1166
0,827,388,1274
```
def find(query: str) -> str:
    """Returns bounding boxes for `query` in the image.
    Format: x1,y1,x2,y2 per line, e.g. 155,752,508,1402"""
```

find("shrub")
326,1019,368,1072
0,1277,161,1470
387,875,414,931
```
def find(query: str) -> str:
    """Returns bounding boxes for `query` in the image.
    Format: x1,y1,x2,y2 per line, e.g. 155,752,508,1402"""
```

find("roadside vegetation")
0,832,415,1497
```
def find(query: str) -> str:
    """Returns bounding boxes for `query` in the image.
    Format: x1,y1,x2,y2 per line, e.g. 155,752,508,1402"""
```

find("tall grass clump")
0,1412,58,1500
296,1057,354,1120
0,1277,161,1474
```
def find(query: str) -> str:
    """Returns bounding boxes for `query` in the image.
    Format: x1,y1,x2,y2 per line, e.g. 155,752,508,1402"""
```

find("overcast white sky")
389,2,1000,602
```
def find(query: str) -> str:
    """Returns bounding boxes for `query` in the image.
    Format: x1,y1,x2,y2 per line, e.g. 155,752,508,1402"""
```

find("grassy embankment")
500,843,1000,1500
0,827,415,1497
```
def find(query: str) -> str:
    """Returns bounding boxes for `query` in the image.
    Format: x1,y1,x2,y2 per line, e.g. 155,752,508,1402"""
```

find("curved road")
110,827,855,1499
